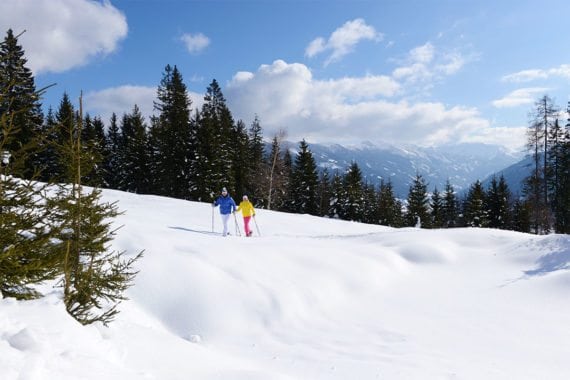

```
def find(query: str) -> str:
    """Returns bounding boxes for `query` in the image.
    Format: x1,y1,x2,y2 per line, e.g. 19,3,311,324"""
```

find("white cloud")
305,19,382,65
393,62,433,82
84,85,204,124
84,85,157,123
409,43,435,64
181,33,210,54
0,0,127,74
392,43,466,85
460,126,527,153
226,60,491,148
549,64,570,78
492,87,550,108
305,37,326,57
436,52,465,75
502,64,570,83
502,69,548,83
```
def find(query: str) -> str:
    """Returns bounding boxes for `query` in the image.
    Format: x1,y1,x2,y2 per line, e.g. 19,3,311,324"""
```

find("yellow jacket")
236,200,255,217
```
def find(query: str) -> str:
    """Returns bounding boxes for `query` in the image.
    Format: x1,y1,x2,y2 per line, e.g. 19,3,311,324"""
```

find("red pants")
243,216,252,236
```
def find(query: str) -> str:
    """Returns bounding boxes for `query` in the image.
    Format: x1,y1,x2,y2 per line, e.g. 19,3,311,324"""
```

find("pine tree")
120,105,150,194
1,79,60,300
47,92,77,183
265,131,287,210
231,120,250,198
487,175,511,229
317,168,332,217
361,182,377,224
37,107,59,182
377,179,402,227
342,161,365,222
511,198,531,233
247,115,265,203
50,94,142,325
406,173,430,227
151,64,193,199
192,79,234,201
430,187,444,228
288,140,319,215
81,114,106,187
443,179,459,228
102,113,122,189
464,180,488,227
0,29,44,178
328,171,345,219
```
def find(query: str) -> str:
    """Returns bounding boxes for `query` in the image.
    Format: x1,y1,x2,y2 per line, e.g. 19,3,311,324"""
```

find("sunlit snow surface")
2,188,570,379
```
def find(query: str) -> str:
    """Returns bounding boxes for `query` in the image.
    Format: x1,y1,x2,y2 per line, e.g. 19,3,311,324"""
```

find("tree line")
6,28,570,238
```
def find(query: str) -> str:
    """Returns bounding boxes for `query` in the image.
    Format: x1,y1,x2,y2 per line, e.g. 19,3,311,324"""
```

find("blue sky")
2,0,570,151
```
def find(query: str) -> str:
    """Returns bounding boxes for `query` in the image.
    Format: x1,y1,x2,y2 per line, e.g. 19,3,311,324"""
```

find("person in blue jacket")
212,187,237,236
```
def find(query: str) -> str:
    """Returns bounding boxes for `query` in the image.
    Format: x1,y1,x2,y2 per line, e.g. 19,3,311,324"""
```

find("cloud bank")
0,0,127,74
225,60,499,148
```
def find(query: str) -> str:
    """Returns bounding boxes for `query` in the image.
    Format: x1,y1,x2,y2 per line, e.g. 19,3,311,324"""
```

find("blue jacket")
214,194,237,215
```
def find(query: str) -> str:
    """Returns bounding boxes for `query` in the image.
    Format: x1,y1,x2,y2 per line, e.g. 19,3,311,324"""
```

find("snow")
2,188,570,379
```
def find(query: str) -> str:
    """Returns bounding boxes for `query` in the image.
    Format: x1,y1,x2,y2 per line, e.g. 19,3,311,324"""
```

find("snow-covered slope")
2,188,570,379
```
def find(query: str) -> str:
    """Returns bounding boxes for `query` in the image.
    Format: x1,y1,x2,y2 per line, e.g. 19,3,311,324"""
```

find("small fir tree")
50,94,142,325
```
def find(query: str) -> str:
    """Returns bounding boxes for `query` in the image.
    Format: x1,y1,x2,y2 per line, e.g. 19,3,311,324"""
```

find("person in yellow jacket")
236,195,256,237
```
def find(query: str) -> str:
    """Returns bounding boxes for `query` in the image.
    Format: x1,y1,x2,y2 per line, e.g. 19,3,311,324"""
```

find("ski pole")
211,205,215,233
253,215,261,236
233,212,241,236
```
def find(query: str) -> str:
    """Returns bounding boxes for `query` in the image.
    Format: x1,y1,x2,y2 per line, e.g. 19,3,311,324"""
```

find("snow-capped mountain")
289,141,524,197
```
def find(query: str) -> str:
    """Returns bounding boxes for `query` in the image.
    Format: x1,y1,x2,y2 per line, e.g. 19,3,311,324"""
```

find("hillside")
1,188,570,379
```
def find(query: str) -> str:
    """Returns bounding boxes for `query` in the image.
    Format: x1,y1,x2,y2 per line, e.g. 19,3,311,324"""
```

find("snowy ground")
2,188,570,379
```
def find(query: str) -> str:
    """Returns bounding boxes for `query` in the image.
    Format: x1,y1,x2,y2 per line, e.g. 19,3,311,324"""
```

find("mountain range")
285,141,527,198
